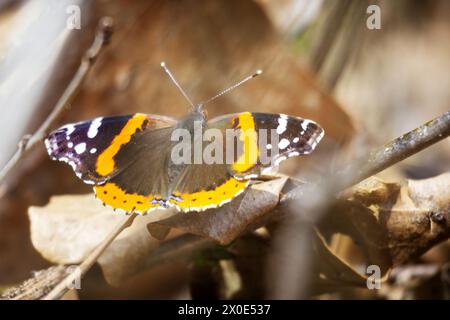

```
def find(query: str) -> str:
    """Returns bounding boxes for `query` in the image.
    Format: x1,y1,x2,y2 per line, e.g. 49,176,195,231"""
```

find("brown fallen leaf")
325,172,450,270
29,195,124,264
96,217,162,287
147,176,288,245
309,229,369,294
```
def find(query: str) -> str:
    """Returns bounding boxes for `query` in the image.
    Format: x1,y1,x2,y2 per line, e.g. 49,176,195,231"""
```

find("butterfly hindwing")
166,112,324,212
167,162,249,212
94,125,176,213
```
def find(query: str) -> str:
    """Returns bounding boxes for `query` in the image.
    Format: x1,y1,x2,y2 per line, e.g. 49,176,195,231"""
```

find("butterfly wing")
45,113,177,213
167,162,249,212
207,112,324,179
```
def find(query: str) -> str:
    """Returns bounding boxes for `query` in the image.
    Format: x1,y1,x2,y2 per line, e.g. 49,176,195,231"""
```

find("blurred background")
0,0,449,299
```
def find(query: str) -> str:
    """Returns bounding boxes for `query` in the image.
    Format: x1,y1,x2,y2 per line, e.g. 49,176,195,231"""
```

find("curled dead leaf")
310,230,374,294
324,172,450,271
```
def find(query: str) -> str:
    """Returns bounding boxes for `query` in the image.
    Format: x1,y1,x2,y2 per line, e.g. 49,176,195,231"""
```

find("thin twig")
339,111,450,190
277,111,450,206
1,266,69,300
0,17,114,190
42,213,137,300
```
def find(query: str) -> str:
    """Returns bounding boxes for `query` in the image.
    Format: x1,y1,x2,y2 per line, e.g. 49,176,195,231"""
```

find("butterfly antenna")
160,61,195,109
200,69,262,107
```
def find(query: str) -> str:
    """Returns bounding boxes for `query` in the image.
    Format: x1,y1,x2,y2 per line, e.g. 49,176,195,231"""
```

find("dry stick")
274,113,449,211
1,266,68,300
340,110,450,190
0,17,114,190
42,213,137,300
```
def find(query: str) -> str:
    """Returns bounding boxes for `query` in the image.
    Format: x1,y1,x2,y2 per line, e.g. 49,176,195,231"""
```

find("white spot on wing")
278,138,290,150
87,117,103,138
63,124,76,136
90,148,97,154
276,117,288,134
300,120,311,131
74,143,86,154
293,137,299,143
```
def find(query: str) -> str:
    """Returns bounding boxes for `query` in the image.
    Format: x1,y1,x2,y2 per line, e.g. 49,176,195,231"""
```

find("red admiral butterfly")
45,63,324,213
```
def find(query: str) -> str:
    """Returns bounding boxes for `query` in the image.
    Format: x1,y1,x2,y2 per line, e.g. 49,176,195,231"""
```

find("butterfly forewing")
45,113,176,183
207,112,324,180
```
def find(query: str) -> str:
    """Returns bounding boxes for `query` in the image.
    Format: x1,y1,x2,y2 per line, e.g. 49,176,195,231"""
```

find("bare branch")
339,111,450,190
1,266,70,300
0,17,114,190
42,213,136,300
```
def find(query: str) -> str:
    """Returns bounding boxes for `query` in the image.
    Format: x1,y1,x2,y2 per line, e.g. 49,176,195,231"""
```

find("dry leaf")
29,195,124,264
327,172,450,270
310,230,368,294
96,216,163,287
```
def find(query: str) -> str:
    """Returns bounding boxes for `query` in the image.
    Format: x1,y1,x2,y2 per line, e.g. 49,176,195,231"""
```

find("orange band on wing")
232,112,259,173
170,177,249,212
94,182,161,213
96,113,147,176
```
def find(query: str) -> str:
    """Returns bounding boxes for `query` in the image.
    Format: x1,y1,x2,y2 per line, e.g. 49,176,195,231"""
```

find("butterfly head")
192,103,208,119
160,61,261,119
